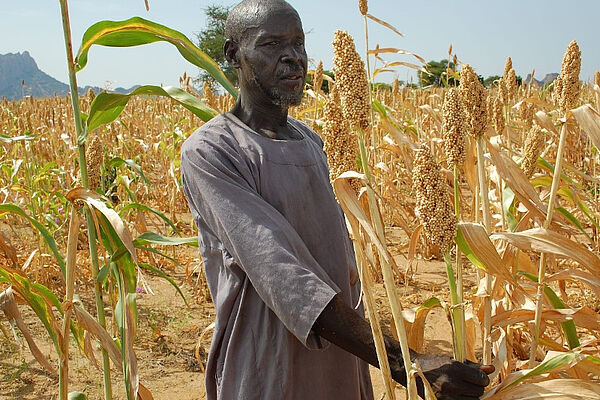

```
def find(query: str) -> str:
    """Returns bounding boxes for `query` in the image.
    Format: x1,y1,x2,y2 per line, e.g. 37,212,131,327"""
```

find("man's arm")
313,294,493,400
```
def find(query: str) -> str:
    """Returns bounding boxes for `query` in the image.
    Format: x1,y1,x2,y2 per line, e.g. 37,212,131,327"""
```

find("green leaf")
578,200,600,232
119,203,178,234
371,99,388,118
556,206,592,241
0,204,65,276
543,286,580,349
502,186,517,232
455,225,487,272
94,212,138,293
75,17,237,98
107,157,149,185
133,232,197,247
1,268,61,354
86,85,218,134
97,263,110,284
518,271,580,349
500,352,581,391
537,156,579,187
135,246,182,268
139,262,188,306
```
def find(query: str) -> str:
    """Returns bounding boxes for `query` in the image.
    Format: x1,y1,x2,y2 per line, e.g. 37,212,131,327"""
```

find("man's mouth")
281,74,303,81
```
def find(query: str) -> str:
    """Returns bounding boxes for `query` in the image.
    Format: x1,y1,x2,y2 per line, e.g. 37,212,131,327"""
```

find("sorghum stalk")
530,40,581,366
59,208,80,400
354,230,396,400
333,28,416,398
476,135,493,365
58,1,112,397
442,88,467,361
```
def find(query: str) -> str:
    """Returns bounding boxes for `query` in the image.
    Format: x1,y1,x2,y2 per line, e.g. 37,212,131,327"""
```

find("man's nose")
281,45,303,64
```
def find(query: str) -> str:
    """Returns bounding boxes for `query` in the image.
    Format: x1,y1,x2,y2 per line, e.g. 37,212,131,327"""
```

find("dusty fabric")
181,112,373,400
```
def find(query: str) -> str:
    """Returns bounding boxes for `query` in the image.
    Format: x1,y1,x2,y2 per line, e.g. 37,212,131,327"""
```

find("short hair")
225,0,300,43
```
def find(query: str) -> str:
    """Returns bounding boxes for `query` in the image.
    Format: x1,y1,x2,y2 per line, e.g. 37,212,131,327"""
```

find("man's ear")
224,39,241,68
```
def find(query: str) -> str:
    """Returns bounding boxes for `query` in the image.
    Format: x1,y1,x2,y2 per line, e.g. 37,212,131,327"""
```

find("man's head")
224,0,307,108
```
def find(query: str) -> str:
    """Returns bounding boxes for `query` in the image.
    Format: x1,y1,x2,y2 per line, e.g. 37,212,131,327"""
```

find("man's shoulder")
182,113,241,155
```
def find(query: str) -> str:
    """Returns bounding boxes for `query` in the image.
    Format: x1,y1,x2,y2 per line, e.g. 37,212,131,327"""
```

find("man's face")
237,8,307,108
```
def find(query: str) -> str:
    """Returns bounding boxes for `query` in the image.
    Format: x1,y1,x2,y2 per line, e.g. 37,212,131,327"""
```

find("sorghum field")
2,1,600,399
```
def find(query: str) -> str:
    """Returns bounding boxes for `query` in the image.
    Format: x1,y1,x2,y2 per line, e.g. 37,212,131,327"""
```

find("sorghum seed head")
442,88,467,167
519,101,535,131
332,30,371,131
503,57,513,79
392,78,399,95
492,93,505,133
553,75,563,106
359,0,368,15
499,77,509,105
459,64,488,137
202,81,218,111
413,145,457,253
314,61,324,94
595,70,600,88
322,89,360,191
86,134,103,190
521,123,546,178
506,68,517,102
558,40,581,113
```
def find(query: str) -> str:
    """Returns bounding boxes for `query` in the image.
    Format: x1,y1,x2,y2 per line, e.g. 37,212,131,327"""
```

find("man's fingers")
480,364,495,375
459,364,490,386
440,380,485,398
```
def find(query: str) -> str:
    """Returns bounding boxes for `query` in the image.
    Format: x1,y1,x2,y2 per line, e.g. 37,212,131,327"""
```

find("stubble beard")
250,64,304,108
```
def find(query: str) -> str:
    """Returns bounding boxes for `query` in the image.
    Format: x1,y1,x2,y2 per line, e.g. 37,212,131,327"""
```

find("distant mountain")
0,51,138,101
524,72,559,88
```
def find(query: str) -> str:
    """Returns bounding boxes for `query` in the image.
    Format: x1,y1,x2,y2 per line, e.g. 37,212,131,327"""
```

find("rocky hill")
0,51,137,100
524,72,559,88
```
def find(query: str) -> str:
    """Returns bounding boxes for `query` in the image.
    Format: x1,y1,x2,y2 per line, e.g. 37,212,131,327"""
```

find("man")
181,1,493,399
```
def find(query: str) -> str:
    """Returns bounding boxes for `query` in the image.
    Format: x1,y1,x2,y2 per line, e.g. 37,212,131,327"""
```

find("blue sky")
2,1,599,90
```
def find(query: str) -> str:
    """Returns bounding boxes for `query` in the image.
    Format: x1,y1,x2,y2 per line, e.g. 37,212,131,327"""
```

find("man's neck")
231,94,301,140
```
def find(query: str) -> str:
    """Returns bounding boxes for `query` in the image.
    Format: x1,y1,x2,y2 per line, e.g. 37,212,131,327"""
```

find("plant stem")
443,252,464,363
362,14,377,162
452,163,466,362
59,207,80,400
359,132,417,399
476,135,493,365
530,121,569,366
354,236,396,400
58,1,113,398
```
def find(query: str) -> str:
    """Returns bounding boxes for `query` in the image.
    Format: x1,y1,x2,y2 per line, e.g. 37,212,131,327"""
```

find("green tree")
483,75,501,88
194,5,238,88
305,70,334,93
418,59,457,87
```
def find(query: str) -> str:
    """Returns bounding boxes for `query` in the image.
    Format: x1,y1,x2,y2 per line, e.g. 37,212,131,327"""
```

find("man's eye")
266,41,279,46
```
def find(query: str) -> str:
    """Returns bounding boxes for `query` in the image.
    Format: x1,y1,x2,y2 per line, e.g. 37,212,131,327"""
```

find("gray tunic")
181,112,373,400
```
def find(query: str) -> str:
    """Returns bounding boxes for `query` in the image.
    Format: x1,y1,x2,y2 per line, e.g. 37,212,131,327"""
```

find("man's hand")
313,295,494,399
412,354,494,400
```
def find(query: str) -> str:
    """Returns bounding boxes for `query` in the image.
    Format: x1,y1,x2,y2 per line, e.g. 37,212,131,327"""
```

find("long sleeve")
181,132,340,347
